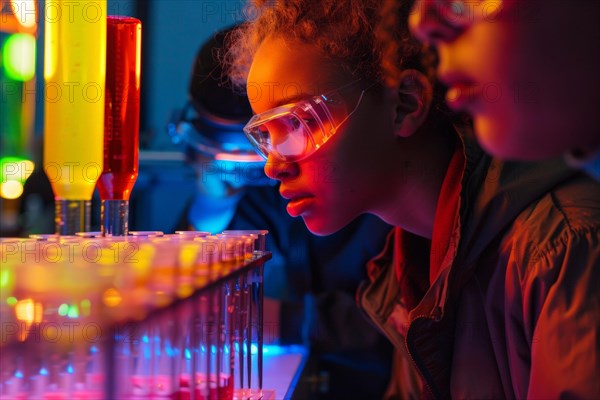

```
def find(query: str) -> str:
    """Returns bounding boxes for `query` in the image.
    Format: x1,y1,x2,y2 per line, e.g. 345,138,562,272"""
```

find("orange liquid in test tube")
98,16,142,236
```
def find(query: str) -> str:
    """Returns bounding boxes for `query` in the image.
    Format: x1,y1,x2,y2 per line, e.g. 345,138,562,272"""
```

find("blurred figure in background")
408,0,600,179
168,26,393,399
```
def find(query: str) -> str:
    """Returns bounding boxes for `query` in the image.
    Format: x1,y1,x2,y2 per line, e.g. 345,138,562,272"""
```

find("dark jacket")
359,134,600,399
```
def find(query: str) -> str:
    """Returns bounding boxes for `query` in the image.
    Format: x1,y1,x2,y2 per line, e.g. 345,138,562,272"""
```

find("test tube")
98,16,142,236
222,230,269,252
222,230,267,396
44,1,107,235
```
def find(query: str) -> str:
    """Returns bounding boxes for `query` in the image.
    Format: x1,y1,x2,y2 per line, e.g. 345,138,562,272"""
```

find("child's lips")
286,196,315,217
438,70,481,112
445,83,481,112
280,190,315,217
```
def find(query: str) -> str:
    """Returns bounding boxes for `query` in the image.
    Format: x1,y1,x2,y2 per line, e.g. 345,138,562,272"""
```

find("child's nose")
264,155,299,182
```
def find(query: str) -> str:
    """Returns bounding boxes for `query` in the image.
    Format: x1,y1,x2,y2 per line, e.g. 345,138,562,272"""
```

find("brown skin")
247,36,453,238
410,0,600,160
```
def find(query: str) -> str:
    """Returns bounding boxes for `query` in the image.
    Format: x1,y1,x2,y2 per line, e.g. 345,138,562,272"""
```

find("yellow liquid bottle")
43,0,107,234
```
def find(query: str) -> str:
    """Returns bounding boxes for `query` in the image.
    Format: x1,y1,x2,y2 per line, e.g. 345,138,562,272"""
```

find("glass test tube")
222,230,267,396
98,16,142,236
44,1,107,235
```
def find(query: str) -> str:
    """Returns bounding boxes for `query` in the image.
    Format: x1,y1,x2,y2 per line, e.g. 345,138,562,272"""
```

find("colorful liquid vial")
43,0,108,234
97,16,142,236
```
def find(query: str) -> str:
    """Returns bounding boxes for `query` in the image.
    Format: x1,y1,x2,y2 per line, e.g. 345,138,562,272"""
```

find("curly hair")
377,0,448,114
376,0,437,86
223,0,427,88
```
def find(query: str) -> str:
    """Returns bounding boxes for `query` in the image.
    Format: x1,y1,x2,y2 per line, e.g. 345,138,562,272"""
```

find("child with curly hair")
225,1,600,398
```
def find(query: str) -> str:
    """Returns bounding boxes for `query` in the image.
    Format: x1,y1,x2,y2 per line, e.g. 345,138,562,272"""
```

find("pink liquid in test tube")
98,16,142,236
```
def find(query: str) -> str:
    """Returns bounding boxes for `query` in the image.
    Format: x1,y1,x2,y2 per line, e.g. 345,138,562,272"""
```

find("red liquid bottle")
98,16,142,236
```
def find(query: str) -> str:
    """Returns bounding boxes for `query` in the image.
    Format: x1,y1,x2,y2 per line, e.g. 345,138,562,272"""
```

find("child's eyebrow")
271,92,313,108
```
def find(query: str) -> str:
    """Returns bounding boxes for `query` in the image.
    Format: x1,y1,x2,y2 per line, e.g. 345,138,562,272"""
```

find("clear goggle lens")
244,95,346,162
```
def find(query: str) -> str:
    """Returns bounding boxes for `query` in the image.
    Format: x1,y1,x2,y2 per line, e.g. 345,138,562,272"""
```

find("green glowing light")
3,33,36,81
67,304,79,318
58,303,69,316
0,269,10,287
7,297,18,306
0,157,35,184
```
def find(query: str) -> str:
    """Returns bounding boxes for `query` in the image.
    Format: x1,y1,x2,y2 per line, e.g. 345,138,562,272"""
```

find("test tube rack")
0,231,270,399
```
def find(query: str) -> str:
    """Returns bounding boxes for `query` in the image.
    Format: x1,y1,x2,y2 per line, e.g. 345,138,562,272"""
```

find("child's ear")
392,70,433,138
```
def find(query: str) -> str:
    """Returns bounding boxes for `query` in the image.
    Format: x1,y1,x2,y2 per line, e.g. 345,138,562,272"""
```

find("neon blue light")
39,367,49,375
261,345,308,357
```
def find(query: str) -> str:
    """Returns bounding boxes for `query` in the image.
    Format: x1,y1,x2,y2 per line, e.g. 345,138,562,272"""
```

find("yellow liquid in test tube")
44,1,107,200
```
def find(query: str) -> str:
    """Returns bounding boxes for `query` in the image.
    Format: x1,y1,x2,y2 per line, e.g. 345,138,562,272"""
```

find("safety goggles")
166,101,272,186
243,80,373,162
417,0,504,27
167,101,264,162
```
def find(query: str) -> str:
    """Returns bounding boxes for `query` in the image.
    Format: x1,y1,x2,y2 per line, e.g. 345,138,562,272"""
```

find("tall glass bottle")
44,0,107,235
97,16,141,236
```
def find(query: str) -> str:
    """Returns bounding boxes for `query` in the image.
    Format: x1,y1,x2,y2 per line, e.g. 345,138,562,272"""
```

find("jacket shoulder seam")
534,225,599,263
549,191,574,232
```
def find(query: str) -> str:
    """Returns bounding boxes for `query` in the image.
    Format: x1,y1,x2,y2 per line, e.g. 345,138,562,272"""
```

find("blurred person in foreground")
407,0,600,180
